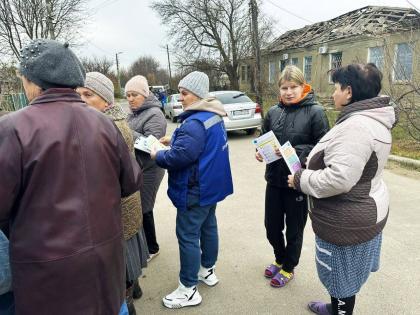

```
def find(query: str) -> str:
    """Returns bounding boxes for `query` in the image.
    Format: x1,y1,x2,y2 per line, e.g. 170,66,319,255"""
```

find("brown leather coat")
0,89,142,315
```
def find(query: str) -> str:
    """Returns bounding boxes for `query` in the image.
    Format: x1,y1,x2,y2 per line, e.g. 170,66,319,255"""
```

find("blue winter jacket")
156,109,233,210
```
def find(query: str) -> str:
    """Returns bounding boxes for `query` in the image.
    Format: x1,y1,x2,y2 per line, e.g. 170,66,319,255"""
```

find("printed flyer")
134,135,169,153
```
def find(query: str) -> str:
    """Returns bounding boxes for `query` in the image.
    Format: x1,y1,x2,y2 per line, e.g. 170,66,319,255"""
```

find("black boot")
126,285,137,315
133,279,143,300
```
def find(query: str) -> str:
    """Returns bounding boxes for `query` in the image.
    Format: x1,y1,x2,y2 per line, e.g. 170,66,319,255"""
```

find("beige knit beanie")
125,75,149,98
84,72,114,105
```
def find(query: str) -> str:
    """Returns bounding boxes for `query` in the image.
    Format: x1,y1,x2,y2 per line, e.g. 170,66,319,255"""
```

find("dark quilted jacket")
262,91,329,187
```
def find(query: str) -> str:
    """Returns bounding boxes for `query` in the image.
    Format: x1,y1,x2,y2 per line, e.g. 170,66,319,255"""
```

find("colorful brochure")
253,131,282,164
253,131,301,174
279,141,301,174
134,135,169,153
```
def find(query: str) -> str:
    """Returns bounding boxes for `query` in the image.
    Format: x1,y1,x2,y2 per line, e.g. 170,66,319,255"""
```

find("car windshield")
213,92,252,104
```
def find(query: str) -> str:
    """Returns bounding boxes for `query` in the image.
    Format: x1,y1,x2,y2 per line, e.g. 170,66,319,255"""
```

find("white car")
165,93,184,122
209,90,262,134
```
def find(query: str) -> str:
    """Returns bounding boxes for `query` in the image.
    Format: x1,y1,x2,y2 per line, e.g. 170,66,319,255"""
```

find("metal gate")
0,93,28,111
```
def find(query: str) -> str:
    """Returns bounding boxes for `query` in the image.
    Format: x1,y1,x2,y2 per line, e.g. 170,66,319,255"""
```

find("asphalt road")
134,119,420,315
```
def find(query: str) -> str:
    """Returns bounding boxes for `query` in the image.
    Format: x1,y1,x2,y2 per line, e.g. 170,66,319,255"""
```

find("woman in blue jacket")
151,71,233,309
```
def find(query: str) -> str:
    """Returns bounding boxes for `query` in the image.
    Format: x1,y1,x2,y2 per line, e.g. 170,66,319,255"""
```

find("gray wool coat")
127,94,167,214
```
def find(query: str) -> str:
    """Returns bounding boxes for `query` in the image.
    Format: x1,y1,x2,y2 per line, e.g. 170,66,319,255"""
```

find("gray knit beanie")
19,39,85,90
178,71,209,99
84,72,114,105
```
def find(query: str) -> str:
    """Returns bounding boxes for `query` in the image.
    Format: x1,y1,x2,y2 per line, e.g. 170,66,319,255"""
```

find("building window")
329,52,342,82
280,60,287,73
241,65,247,83
291,58,298,66
268,62,276,83
394,43,413,82
304,56,312,82
368,46,384,72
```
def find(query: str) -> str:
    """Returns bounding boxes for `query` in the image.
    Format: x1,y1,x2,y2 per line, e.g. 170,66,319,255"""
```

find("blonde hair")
278,65,305,87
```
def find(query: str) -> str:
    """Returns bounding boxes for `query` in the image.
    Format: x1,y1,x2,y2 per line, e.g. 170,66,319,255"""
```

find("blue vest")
168,111,233,210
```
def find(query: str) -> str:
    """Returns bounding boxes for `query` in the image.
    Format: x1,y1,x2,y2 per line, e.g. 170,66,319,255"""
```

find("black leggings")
264,184,308,272
143,211,159,254
330,295,356,315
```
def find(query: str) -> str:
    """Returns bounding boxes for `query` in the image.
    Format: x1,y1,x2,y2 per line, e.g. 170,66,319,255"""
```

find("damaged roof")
266,6,420,53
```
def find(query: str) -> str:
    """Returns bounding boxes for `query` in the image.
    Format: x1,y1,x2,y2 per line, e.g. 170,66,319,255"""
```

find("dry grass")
261,98,419,161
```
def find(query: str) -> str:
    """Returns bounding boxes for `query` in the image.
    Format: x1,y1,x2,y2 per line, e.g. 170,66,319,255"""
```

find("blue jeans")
119,301,128,315
176,194,218,287
0,292,15,315
0,230,11,296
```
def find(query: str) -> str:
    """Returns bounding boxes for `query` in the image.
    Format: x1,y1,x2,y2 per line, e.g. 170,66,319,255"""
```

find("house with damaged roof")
240,6,420,103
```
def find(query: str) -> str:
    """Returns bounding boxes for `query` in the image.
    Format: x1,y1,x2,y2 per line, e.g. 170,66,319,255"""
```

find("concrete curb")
388,154,420,168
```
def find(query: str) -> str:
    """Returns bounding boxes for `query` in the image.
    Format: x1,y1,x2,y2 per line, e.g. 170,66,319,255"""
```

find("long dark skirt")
126,228,149,282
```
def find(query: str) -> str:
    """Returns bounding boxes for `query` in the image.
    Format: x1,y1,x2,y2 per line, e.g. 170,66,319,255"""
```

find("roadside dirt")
385,160,420,180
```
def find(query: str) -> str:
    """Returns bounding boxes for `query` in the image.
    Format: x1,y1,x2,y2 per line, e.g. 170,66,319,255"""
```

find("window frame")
268,61,276,84
393,42,413,83
329,52,343,83
303,56,313,83
367,46,385,72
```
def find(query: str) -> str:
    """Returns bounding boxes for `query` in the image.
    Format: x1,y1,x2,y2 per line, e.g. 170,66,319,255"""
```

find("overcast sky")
80,0,415,71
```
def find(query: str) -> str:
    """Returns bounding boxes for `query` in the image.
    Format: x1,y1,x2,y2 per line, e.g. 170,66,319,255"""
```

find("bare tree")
80,56,115,77
151,0,274,90
128,56,169,86
0,60,20,92
0,0,87,58
175,58,227,90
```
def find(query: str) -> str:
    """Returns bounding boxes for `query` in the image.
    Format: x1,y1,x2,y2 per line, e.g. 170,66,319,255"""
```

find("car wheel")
245,128,257,135
172,115,177,123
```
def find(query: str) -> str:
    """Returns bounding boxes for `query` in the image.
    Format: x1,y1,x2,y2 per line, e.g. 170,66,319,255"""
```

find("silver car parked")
165,93,184,122
209,90,262,134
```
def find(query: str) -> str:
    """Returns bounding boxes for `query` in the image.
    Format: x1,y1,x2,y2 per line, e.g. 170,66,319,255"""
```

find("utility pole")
166,45,172,92
249,0,264,117
115,52,123,96
45,0,55,39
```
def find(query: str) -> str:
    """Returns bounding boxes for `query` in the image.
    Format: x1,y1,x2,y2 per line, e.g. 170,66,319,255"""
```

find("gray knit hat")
19,39,85,90
178,71,209,99
84,72,115,105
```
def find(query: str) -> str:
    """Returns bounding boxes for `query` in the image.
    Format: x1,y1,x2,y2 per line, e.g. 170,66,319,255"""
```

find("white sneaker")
162,281,202,309
147,250,160,263
198,265,219,286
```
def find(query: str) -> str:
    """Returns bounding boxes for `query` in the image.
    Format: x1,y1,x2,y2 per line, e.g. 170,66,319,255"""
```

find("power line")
265,0,313,24
87,41,115,58
261,15,289,34
406,0,419,12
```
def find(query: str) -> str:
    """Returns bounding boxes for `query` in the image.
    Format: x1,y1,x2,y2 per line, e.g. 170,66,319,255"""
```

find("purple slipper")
270,270,294,287
264,264,281,278
308,301,331,315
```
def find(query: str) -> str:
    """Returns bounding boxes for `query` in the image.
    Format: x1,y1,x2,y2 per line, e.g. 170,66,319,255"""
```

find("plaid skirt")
126,228,149,282
315,232,382,298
